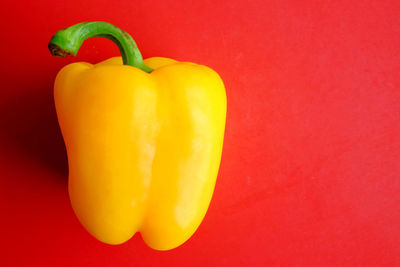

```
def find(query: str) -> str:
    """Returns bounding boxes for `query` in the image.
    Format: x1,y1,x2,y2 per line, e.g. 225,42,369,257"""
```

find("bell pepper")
48,22,226,250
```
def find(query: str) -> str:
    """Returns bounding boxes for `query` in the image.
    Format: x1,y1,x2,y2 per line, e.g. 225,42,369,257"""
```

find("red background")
1,0,400,266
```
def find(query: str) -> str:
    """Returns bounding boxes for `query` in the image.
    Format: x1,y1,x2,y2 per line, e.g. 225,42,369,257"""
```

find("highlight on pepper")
48,21,226,250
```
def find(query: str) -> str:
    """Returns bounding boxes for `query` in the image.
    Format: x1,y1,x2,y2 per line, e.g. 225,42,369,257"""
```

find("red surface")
0,0,400,266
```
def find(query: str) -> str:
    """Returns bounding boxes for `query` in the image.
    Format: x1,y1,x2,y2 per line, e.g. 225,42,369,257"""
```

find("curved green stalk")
48,21,152,73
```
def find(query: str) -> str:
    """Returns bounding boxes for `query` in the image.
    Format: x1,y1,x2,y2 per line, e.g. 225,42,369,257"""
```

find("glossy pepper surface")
48,22,226,250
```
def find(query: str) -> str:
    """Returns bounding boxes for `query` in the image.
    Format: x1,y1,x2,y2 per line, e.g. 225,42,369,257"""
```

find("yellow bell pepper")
48,22,226,250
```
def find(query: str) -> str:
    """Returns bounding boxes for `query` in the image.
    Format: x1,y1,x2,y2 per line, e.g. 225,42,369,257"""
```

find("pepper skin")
49,22,226,250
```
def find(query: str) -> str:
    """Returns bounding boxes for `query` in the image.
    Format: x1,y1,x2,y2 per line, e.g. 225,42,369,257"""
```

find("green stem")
48,21,152,73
